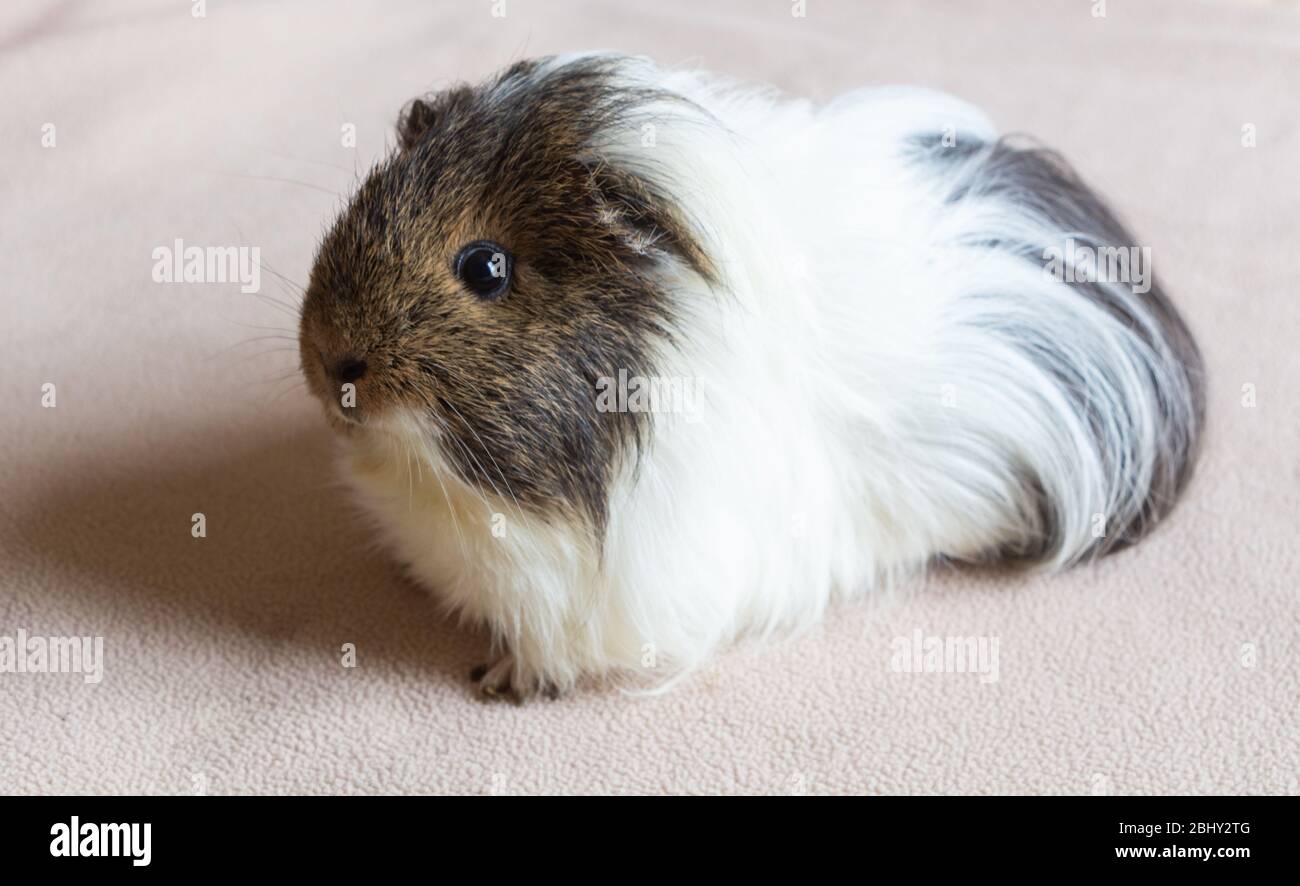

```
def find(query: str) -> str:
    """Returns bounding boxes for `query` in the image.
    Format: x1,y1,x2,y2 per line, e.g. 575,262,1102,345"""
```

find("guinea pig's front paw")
469,655,564,704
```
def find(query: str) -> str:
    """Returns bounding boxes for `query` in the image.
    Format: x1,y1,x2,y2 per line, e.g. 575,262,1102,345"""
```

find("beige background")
1,0,1296,794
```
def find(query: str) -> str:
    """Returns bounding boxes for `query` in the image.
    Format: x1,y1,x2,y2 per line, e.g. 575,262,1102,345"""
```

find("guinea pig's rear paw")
469,656,564,704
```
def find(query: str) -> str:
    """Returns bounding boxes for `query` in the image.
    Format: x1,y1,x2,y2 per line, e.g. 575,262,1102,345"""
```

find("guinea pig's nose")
330,357,368,384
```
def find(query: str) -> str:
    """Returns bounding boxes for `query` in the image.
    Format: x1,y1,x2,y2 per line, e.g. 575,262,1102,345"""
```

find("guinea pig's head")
299,56,714,535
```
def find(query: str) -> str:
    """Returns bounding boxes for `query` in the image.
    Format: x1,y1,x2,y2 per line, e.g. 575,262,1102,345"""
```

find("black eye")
454,241,511,300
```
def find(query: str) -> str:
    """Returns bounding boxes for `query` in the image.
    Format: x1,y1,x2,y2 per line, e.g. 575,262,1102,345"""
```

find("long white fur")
337,55,1196,692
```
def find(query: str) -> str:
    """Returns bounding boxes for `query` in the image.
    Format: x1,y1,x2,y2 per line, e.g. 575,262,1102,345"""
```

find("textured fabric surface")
1,0,1296,795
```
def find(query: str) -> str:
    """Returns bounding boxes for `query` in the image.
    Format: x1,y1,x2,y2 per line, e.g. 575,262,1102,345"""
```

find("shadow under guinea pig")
9,417,488,690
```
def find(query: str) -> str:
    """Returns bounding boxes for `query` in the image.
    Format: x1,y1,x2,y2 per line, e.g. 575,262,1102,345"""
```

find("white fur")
335,55,1197,692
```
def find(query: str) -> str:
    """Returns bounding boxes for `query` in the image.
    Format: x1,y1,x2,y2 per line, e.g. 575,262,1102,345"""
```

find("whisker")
255,148,355,175
217,171,342,198
260,366,307,384
225,318,299,335
268,379,308,405
257,260,308,296
426,441,469,564
438,398,585,571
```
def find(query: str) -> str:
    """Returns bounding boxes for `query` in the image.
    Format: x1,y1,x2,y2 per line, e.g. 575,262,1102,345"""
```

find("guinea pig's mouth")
313,378,421,442
320,396,407,445
308,376,366,427
334,406,364,426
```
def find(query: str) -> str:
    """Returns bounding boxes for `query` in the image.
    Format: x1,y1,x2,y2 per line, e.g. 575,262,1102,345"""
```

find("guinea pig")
298,53,1203,700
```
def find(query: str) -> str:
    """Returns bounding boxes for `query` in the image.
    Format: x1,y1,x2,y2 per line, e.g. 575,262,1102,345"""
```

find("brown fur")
299,57,713,536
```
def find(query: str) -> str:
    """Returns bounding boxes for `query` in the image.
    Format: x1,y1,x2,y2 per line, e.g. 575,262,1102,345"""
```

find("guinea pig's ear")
396,97,438,152
587,162,716,284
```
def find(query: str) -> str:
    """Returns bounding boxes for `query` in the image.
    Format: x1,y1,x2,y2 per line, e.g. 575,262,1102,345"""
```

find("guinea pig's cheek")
322,407,356,436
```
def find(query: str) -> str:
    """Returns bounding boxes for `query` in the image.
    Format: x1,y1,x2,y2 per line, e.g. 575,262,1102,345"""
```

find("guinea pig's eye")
454,240,511,300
